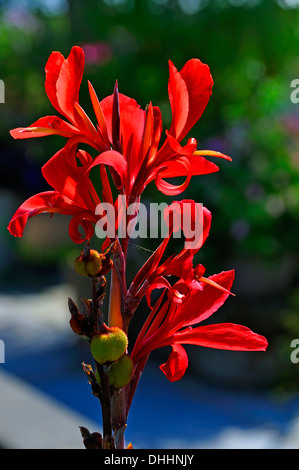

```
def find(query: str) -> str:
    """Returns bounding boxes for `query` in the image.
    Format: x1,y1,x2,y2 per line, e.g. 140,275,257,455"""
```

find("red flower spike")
7,47,269,441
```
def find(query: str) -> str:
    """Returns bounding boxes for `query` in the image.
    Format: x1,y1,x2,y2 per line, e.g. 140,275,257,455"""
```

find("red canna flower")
125,199,232,315
121,199,267,412
9,47,232,242
130,270,268,384
8,47,232,242
8,45,269,450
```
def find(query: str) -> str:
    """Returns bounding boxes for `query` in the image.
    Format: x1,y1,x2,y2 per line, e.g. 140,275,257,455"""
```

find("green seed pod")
95,354,133,389
74,249,103,277
109,354,134,388
90,327,128,364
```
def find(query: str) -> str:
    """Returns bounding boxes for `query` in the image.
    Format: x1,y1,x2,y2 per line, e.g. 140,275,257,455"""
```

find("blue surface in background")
3,334,299,449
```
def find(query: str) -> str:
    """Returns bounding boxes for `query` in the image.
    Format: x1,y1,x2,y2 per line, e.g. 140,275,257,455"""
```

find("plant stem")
91,276,113,446
96,362,113,442
126,355,149,416
111,386,129,449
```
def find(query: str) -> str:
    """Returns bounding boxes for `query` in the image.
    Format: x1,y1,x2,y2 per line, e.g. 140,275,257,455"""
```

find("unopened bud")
79,426,102,449
194,264,206,279
70,312,86,335
187,137,197,147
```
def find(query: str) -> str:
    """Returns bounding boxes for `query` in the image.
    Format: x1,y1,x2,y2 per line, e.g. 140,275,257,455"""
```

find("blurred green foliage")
1,0,299,389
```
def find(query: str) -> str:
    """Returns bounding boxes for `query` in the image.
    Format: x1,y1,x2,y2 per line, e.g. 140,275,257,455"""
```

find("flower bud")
194,263,206,279
69,312,86,334
91,326,128,364
187,137,197,147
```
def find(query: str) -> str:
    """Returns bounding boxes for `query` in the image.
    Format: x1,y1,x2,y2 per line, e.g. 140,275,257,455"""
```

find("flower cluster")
8,46,268,449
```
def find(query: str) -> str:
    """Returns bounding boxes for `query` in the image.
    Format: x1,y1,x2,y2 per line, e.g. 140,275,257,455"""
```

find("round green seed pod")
95,354,133,389
86,250,103,276
109,354,134,388
91,327,128,364
74,256,89,276
74,249,103,277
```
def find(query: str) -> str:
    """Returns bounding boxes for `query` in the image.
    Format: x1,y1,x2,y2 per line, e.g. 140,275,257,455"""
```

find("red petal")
158,155,219,179
42,147,91,207
145,276,171,309
45,46,85,123
7,191,82,237
45,51,65,114
163,199,211,251
88,80,110,147
174,323,268,351
168,59,213,142
10,116,80,139
129,235,171,296
168,60,189,142
68,213,95,243
159,344,188,382
85,150,127,188
151,133,219,188
176,270,235,328
155,156,192,196
100,93,146,176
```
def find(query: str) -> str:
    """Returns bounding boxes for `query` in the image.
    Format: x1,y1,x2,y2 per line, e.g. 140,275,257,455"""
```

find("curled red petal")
153,133,219,181
161,154,219,178
85,150,127,188
159,344,188,382
68,213,95,244
155,157,192,196
145,276,171,309
7,191,81,237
